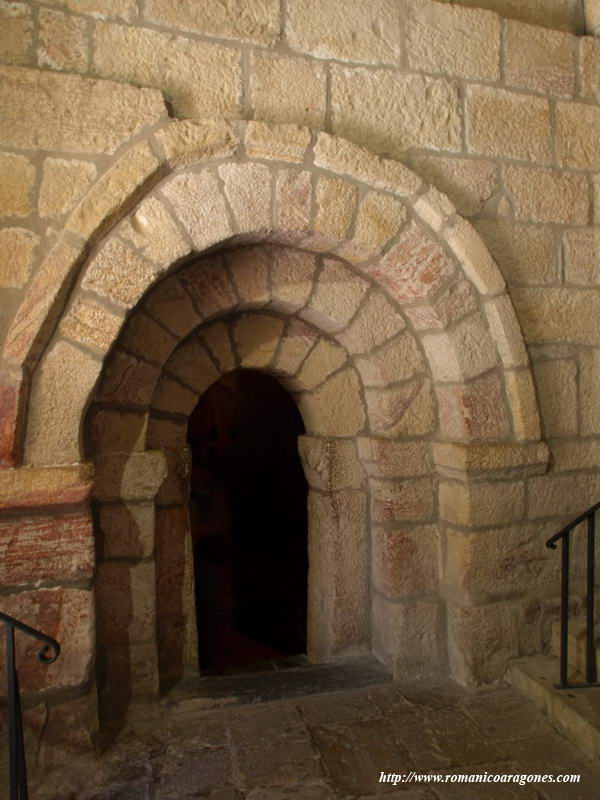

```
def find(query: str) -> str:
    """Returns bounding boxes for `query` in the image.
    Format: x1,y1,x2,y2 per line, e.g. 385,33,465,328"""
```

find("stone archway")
0,123,548,736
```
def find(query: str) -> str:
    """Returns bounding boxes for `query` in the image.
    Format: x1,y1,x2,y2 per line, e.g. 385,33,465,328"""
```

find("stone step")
552,619,600,676
506,654,600,760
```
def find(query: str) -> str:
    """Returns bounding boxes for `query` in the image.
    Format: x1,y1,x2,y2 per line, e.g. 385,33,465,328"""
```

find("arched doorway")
187,369,308,673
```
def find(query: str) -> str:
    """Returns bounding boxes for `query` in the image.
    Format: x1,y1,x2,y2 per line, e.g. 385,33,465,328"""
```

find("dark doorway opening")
187,369,308,674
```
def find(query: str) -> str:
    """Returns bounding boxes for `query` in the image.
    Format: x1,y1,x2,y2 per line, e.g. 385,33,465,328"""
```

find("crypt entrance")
187,368,308,673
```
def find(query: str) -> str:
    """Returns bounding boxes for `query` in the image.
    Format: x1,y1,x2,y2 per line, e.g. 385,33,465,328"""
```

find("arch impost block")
433,441,550,481
93,450,167,503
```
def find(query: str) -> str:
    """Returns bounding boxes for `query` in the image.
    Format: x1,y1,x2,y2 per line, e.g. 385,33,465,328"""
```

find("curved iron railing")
546,501,600,689
0,612,60,800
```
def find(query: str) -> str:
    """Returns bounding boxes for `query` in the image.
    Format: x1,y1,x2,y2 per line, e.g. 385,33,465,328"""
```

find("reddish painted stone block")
0,510,94,584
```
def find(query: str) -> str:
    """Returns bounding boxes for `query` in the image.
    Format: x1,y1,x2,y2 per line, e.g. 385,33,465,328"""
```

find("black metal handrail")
546,502,600,689
0,612,60,799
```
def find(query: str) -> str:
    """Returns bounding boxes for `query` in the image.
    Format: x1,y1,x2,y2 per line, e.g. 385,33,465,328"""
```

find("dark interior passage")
187,369,309,673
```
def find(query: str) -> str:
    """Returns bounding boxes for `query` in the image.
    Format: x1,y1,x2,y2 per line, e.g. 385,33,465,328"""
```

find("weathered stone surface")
270,248,317,312
219,162,271,233
0,587,93,693
25,340,103,466
505,21,575,96
39,157,96,219
370,477,434,523
408,1,500,80
59,297,123,354
226,245,271,308
42,0,136,20
162,171,232,252
302,258,368,333
331,67,461,158
0,227,38,289
152,374,199,416
512,288,600,345
373,524,439,599
235,313,284,368
368,221,455,303
0,152,34,217
436,372,511,440
201,320,237,372
297,339,347,390
0,1,32,65
82,237,160,310
356,332,425,387
433,441,548,479
502,165,588,224
450,0,582,32
466,86,551,164
0,463,93,511
144,274,202,338
405,280,478,332
557,101,600,170
88,408,148,454
179,256,238,318
578,349,600,434
68,142,160,238
372,595,441,679
580,36,600,102
166,337,219,395
96,350,161,406
312,176,357,248
0,510,93,585
533,359,577,436
245,121,311,163
423,313,498,383
337,291,405,355
299,437,364,490
94,450,167,502
410,154,497,218
273,168,312,243
474,219,557,286
93,23,241,119
358,438,430,478
155,446,191,506
336,192,407,263
154,119,239,168
0,65,166,153
551,439,600,472
286,0,402,64
307,489,368,658
119,195,191,266
251,51,326,127
446,218,505,295
483,295,529,369
144,0,280,44
315,134,422,200
439,479,525,527
38,7,87,72
298,368,366,436
119,312,177,365
366,380,436,437
504,369,542,441
146,416,187,449
272,318,318,374
96,559,156,645
528,473,600,519
563,228,600,285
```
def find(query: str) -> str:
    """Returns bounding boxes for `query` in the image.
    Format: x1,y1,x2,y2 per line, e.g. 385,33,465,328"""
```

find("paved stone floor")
30,677,600,800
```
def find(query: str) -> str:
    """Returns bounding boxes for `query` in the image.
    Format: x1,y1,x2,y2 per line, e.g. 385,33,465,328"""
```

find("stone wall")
1,0,600,764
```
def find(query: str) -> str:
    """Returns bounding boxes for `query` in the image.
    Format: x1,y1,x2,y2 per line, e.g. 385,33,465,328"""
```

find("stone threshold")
161,653,392,713
506,654,600,760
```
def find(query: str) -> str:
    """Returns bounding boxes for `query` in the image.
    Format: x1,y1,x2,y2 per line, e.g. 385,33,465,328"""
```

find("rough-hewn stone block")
82,237,160,310
356,332,425,387
143,275,202,338
298,437,364,490
337,291,405,355
331,67,461,158
512,288,600,345
144,0,280,45
302,258,368,333
0,227,38,289
166,337,219,395
219,162,272,233
365,379,436,437
449,0,582,33
0,1,32,65
528,473,600,519
226,246,271,308
245,121,311,163
161,171,232,252
235,313,284,369
370,477,434,524
38,8,88,72
0,65,165,154
474,220,558,286
154,119,239,168
579,349,600,434
93,23,242,119
563,229,600,285
251,51,326,127
96,560,156,645
436,372,511,440
373,524,439,599
286,0,402,64
0,463,93,511
466,86,551,163
410,154,497,218
39,158,96,219
88,409,148,454
372,594,441,679
533,359,577,437
297,339,347,390
42,0,136,21
408,1,500,80
95,351,161,407
273,169,312,243
119,195,191,266
556,102,600,169
272,318,317,375
503,166,588,224
94,450,167,502
580,37,600,102
439,479,525,527
0,152,35,217
179,256,238,319
298,369,366,437
358,438,430,479
119,312,177,365
59,297,124,355
504,21,575,96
